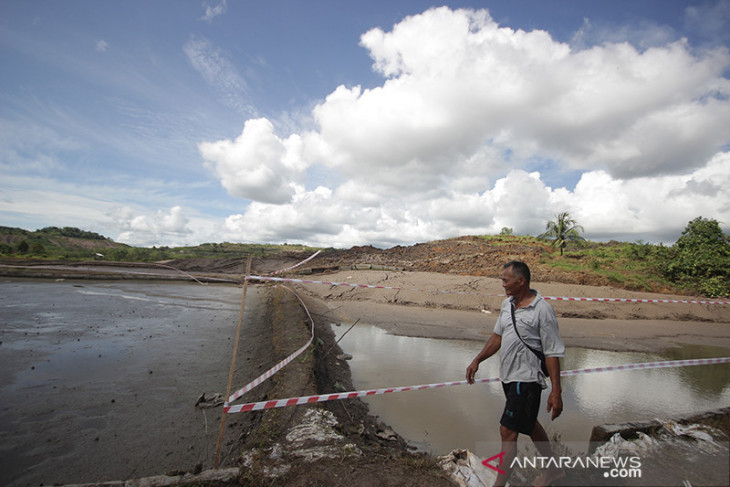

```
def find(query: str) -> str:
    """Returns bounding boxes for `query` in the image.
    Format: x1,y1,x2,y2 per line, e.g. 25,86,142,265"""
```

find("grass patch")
541,240,677,293
476,235,546,246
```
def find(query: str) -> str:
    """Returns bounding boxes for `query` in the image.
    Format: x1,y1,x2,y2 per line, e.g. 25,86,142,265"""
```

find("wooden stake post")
214,254,252,468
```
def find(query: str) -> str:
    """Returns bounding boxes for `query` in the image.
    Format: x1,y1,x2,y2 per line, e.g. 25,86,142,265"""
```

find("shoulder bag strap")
510,303,546,362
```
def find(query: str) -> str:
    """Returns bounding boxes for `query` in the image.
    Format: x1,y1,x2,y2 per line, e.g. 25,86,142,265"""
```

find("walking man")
466,261,566,486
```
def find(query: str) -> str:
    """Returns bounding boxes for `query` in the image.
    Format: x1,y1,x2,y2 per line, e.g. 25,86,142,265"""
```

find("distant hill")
0,225,320,262
0,226,128,259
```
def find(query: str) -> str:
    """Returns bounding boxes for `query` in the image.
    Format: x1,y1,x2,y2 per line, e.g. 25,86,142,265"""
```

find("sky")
1,0,729,248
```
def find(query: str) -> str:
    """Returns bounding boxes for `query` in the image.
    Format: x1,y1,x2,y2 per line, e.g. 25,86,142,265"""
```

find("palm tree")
540,212,585,256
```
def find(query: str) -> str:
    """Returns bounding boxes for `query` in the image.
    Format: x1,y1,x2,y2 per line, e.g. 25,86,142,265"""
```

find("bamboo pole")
214,254,252,468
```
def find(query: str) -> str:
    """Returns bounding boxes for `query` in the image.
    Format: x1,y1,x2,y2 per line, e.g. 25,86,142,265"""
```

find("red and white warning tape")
545,296,730,305
226,253,326,403
270,250,322,275
227,285,316,404
246,275,730,305
248,275,402,290
224,357,730,413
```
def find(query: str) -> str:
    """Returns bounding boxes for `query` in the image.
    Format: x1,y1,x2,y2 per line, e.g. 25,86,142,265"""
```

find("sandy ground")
293,269,730,353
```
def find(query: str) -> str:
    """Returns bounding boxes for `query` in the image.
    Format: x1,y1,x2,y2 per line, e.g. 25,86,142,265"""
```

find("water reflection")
331,323,730,456
661,344,730,397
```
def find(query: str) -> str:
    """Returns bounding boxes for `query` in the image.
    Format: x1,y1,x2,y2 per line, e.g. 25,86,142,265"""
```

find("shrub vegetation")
658,217,730,297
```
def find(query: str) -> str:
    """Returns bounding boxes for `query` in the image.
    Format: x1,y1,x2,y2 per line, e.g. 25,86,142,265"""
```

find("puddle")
331,322,730,457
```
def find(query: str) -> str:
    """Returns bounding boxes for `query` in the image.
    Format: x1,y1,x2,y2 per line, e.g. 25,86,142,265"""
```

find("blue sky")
2,1,729,248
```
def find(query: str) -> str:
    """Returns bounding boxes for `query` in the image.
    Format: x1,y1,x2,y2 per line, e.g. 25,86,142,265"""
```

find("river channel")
331,322,730,458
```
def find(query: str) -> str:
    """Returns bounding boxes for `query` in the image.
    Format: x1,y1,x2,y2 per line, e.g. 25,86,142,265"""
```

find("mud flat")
0,279,274,486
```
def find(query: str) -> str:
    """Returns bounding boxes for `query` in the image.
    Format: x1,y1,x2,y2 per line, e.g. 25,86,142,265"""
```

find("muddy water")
331,322,730,458
0,279,264,487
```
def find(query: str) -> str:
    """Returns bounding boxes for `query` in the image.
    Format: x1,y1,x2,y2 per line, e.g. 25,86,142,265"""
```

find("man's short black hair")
504,261,531,285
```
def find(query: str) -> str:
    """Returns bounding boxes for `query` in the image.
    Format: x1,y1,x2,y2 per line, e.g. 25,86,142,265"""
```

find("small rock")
376,427,398,441
195,392,224,408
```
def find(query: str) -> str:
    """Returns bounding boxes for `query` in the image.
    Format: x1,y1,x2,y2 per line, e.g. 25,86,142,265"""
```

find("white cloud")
95,40,109,52
220,185,436,248
0,173,215,248
197,7,730,248
183,35,254,114
200,0,227,23
199,118,306,204
348,8,730,180
571,17,678,51
0,177,116,230
214,153,730,247
572,152,730,241
0,117,83,172
113,206,194,246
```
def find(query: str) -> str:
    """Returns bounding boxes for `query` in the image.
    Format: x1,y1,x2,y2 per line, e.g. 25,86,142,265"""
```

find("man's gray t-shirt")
493,290,565,388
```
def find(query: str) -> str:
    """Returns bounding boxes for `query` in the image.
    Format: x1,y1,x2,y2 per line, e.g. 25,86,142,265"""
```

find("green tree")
30,243,46,255
39,226,107,240
539,212,585,256
17,240,29,254
108,247,129,261
128,247,152,262
663,217,729,297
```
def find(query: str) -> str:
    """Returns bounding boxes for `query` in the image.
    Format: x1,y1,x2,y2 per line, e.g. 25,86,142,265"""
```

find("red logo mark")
482,451,506,475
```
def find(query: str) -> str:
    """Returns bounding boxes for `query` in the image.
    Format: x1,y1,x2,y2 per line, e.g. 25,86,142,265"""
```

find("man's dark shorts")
500,381,542,435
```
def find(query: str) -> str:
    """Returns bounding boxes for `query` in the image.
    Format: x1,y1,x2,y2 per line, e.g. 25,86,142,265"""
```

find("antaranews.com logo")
478,433,729,486
475,437,730,487
482,451,642,479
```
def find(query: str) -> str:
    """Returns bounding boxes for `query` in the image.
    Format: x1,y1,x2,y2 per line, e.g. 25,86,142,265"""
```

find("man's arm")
466,333,502,384
545,356,563,420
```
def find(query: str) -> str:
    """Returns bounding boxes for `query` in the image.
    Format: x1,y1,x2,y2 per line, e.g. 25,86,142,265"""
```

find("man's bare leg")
531,421,566,486
494,425,518,487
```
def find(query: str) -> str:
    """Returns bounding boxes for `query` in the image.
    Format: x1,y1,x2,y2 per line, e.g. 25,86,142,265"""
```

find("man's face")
501,266,524,296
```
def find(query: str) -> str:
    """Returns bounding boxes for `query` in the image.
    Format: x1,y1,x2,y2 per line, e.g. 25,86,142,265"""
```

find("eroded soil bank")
230,285,457,486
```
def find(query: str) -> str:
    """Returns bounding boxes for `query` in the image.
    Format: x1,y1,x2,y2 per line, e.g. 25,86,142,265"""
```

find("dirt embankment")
303,236,657,289
235,285,456,486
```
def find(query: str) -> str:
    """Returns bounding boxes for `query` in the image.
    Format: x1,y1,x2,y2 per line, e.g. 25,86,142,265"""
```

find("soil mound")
300,236,624,288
